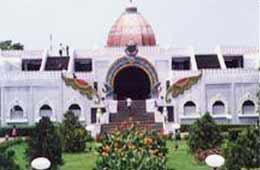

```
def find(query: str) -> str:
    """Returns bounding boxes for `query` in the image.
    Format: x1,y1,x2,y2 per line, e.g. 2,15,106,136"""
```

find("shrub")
0,150,19,170
0,138,24,153
180,124,250,133
61,111,88,152
187,113,223,155
224,126,260,170
95,124,170,170
27,117,63,170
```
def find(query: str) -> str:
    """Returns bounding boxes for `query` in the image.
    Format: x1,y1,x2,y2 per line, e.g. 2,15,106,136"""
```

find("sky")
0,0,258,50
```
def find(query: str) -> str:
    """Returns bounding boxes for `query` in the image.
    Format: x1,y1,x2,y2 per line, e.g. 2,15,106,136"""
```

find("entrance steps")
101,100,163,134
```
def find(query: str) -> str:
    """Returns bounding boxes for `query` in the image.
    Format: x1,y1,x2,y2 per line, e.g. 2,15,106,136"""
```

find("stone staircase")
101,100,163,134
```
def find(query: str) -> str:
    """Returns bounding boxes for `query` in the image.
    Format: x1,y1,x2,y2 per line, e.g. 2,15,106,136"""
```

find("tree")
27,117,63,169
0,40,24,50
188,113,223,153
224,126,260,170
61,111,88,152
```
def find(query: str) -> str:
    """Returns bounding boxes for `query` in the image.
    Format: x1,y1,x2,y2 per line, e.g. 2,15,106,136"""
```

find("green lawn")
167,141,208,170
8,141,208,170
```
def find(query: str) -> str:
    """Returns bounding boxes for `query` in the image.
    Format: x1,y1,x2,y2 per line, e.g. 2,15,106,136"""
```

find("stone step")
118,100,146,113
109,113,155,123
101,122,163,134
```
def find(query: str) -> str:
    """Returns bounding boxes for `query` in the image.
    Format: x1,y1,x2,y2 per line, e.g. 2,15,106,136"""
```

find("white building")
0,3,259,135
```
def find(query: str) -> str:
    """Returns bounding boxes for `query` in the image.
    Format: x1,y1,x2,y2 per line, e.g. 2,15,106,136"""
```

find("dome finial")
126,0,137,12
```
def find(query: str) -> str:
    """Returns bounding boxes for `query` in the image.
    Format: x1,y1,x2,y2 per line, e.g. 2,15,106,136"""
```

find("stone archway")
105,56,159,99
114,66,151,100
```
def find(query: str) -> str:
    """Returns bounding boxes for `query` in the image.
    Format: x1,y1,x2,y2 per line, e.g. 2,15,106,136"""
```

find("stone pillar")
189,46,198,71
215,46,227,69
40,49,48,71
67,50,75,73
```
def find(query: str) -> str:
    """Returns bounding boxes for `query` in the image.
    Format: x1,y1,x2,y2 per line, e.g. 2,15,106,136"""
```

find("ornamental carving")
105,56,159,97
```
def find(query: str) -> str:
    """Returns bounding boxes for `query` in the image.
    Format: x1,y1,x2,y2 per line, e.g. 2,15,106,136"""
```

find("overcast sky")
0,0,258,50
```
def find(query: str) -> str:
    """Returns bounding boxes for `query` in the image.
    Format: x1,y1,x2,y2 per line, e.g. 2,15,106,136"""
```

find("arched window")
10,105,24,119
213,101,225,115
184,101,196,115
69,104,81,117
242,100,255,114
39,105,53,117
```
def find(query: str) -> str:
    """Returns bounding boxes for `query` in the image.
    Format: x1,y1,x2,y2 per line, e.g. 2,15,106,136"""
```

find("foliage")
0,150,20,170
187,113,223,154
224,126,260,170
180,124,250,133
0,40,24,50
27,117,63,169
95,124,170,170
61,111,89,153
0,138,24,152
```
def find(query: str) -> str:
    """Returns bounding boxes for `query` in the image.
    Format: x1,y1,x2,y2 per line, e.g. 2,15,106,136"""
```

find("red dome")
107,5,156,47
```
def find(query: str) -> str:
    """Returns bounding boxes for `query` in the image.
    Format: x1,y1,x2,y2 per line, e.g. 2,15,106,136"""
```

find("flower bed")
95,124,169,170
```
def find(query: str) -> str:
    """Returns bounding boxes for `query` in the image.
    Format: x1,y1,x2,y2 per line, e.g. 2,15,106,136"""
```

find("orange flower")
144,137,153,145
102,152,109,157
103,145,111,153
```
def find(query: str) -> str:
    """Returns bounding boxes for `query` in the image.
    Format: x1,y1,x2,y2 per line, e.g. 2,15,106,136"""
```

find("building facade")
0,4,259,135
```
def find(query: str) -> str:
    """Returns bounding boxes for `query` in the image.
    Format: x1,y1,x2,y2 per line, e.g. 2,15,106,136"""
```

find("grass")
167,141,208,170
7,142,28,170
8,141,208,170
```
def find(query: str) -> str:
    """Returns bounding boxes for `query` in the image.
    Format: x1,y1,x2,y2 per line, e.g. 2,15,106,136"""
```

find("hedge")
181,124,251,133
0,126,35,137
0,138,24,152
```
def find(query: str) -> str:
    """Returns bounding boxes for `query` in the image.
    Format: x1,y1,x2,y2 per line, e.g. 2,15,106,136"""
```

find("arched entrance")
114,66,151,100
105,56,159,100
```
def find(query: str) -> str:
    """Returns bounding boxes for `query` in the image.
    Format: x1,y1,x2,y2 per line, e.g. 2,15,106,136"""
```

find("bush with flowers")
94,123,170,170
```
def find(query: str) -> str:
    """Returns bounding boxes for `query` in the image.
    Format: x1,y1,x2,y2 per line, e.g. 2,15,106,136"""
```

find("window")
40,105,53,117
45,57,69,71
224,55,243,68
242,100,255,114
195,54,221,69
69,104,81,117
213,101,225,115
22,59,42,71
158,106,163,114
10,105,24,119
172,57,191,70
74,59,92,72
91,108,97,123
184,101,196,115
167,106,174,122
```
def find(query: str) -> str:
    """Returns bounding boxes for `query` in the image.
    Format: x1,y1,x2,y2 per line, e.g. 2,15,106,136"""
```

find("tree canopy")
0,40,24,50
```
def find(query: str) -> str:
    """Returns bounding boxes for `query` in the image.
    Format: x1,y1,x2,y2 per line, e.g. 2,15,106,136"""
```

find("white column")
67,49,75,73
231,83,236,124
40,49,48,71
30,85,34,125
215,46,227,69
189,46,198,71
